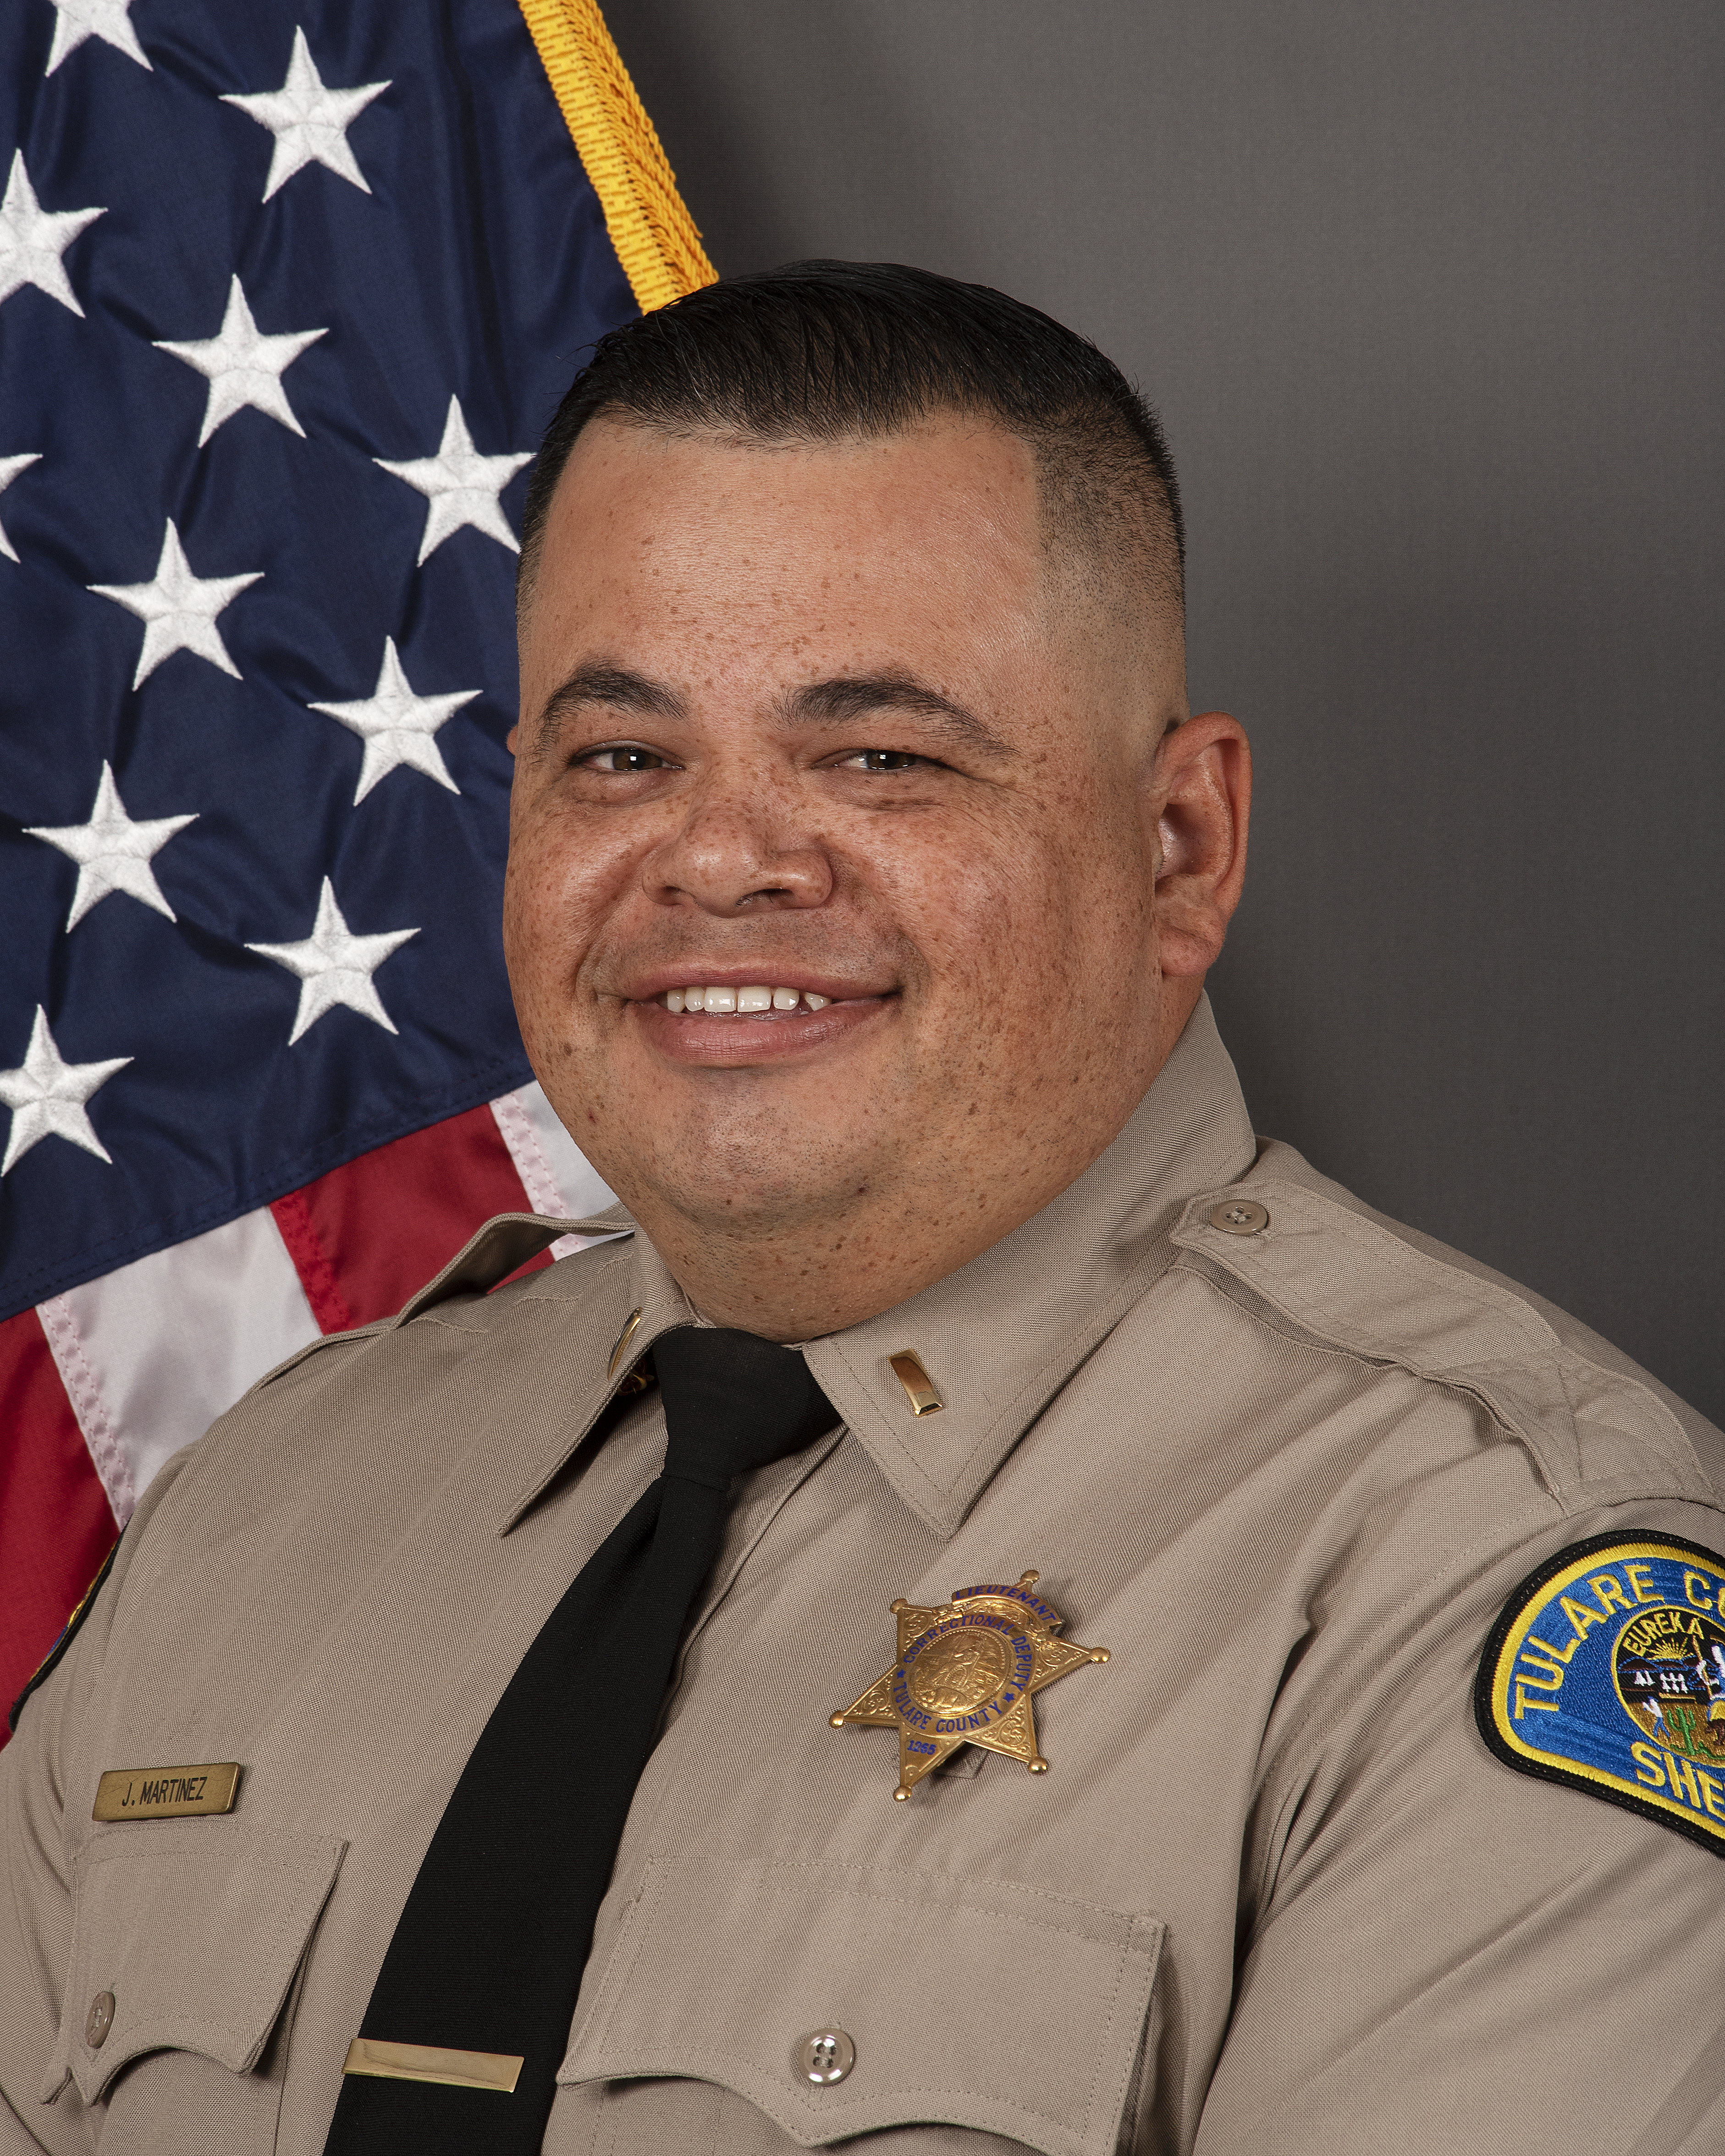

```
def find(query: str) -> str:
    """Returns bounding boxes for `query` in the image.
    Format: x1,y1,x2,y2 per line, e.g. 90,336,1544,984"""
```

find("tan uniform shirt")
5,1001,1725,2156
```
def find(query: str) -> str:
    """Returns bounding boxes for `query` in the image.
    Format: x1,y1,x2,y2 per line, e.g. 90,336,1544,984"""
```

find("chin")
628,1118,887,1233
552,1028,916,1211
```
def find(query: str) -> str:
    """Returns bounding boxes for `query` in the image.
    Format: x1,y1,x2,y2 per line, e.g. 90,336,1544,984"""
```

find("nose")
641,768,833,916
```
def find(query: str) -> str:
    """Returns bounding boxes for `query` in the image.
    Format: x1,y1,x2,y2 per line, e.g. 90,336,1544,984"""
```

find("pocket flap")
47,1826,346,2105
560,1857,1164,2156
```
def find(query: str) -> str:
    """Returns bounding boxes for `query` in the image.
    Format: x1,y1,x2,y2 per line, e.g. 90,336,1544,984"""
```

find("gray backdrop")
601,0,1724,1423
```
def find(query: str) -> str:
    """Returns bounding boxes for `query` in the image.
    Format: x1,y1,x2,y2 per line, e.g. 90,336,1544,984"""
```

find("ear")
505,723,520,756
1151,712,1251,979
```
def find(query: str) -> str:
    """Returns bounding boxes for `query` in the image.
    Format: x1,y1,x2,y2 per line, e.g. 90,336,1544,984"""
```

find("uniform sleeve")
0,1611,94,2155
0,1456,191,2155
1192,1496,1725,2155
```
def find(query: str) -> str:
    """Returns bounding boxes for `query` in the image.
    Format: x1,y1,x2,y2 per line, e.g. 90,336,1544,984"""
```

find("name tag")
92,1763,241,1821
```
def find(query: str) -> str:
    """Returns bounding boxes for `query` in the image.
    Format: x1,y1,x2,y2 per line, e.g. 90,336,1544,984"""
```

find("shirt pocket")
559,1855,1164,2156
44,1824,345,2142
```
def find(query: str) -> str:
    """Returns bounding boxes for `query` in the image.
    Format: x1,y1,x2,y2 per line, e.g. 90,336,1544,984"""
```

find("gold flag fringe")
518,0,717,314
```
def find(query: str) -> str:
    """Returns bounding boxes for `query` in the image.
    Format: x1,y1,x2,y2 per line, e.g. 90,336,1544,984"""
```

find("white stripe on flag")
34,1087,617,1525
35,1293,134,1529
39,1207,319,1523
491,1081,619,1256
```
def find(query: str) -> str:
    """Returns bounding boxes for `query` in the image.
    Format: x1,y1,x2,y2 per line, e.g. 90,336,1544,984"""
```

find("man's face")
507,415,1211,1328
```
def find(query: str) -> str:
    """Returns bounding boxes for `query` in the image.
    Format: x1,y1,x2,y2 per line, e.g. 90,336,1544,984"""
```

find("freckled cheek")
504,814,641,994
863,836,1053,1006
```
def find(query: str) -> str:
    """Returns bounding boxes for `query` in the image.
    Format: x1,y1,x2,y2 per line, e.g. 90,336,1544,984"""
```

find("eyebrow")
782,675,1013,760
531,662,686,753
531,662,1013,763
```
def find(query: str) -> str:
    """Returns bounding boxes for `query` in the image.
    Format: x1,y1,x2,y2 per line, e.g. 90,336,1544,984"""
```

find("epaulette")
1172,1173,1714,1513
393,1208,623,1323
252,1206,634,1393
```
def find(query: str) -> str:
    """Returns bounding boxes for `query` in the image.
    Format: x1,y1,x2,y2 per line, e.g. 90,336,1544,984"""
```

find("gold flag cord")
518,0,717,314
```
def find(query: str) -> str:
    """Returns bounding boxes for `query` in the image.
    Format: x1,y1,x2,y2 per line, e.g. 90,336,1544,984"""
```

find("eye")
844,749,929,773
580,745,667,773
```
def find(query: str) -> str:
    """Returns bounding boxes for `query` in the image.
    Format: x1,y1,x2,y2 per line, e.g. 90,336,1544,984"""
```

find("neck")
627,984,1203,1339
641,1188,1008,1342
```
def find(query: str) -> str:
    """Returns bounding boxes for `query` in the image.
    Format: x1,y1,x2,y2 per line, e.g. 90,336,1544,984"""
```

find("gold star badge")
830,1570,1109,1798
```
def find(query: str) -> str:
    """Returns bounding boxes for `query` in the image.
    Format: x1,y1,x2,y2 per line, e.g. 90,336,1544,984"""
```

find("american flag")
0,0,708,1727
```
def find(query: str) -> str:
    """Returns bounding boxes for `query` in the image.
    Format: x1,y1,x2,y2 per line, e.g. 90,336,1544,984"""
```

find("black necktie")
322,1325,838,2155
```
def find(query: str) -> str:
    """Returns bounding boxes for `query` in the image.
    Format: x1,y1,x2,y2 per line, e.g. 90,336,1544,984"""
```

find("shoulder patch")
8,1534,120,1733
1476,1533,1725,1856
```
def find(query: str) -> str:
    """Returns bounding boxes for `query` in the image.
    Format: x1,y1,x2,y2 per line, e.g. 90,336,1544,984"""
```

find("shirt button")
799,2028,856,2084
85,1991,115,2048
1207,1199,1269,1235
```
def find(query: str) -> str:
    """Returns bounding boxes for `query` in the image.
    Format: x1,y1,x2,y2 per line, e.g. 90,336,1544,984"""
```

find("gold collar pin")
606,1308,644,1378
888,1349,942,1415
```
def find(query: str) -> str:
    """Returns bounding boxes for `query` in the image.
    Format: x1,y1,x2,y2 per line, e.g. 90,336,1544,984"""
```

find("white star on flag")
0,451,42,562
25,762,198,930
221,28,391,203
0,150,104,317
87,519,263,688
246,879,419,1045
0,1007,131,1175
375,395,530,564
154,276,326,446
44,0,151,75
310,638,479,803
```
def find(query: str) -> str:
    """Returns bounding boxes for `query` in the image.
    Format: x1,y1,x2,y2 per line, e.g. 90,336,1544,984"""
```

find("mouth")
663,982,832,1015
624,974,896,1065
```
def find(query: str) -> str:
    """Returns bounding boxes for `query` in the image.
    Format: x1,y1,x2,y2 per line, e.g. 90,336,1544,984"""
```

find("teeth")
659,985,839,1014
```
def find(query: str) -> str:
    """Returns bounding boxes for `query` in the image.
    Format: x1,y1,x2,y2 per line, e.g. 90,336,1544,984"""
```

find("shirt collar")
488,996,1254,1537
802,995,1257,1533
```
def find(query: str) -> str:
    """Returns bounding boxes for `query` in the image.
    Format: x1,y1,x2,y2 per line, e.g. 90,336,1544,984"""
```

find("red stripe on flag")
268,1188,356,1334
0,1306,119,1748
281,1103,546,1331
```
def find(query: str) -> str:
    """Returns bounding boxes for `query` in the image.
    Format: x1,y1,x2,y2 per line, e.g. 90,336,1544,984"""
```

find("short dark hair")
517,260,1184,625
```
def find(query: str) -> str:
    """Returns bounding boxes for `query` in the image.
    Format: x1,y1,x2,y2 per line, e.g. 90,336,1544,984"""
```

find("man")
4,262,1724,2156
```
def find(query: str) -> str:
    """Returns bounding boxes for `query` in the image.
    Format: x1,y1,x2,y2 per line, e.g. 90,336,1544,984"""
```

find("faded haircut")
516,260,1184,628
